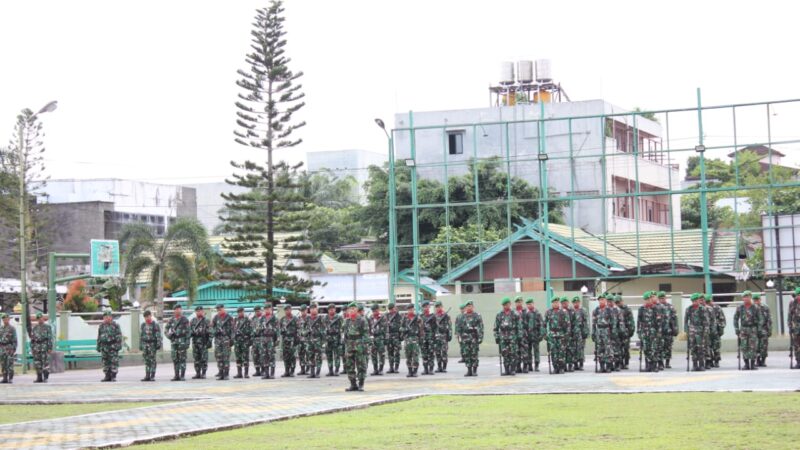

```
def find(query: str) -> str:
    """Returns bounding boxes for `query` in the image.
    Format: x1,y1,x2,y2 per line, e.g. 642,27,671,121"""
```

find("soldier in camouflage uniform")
525,298,544,372
433,301,452,373
190,306,212,379
637,292,660,372
211,304,234,380
260,303,280,379
735,291,765,370
97,310,123,382
279,305,299,377
324,304,343,376
343,302,369,391
455,304,465,364
304,303,326,378
571,297,589,371
233,307,253,378
250,306,265,376
29,313,53,383
419,301,437,375
658,291,678,369
685,293,708,371
401,304,424,377
700,294,713,370
514,296,529,373
368,304,387,375
650,291,668,371
789,288,800,369
139,310,162,382
593,295,617,373
385,303,402,374
495,297,520,376
615,295,635,369
753,293,772,367
297,305,309,375
166,305,190,381
559,297,575,372
546,297,570,374
456,300,483,376
0,313,17,384
706,295,725,368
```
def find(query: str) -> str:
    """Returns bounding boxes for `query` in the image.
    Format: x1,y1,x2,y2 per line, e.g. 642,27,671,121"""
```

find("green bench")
57,340,102,369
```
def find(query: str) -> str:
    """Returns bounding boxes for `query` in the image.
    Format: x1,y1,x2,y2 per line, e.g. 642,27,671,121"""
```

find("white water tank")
536,59,552,82
517,60,534,84
499,61,515,85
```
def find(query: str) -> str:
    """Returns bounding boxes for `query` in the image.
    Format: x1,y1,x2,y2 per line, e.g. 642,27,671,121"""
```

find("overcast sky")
1,0,799,185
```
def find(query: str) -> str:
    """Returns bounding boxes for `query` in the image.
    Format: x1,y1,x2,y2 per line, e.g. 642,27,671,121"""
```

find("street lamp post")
374,118,397,305
18,101,57,373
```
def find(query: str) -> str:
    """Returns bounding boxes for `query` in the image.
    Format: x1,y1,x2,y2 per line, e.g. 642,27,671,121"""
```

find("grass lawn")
0,402,164,425
136,393,800,449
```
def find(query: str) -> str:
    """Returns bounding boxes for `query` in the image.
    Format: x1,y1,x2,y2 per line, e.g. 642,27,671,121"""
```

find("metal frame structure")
388,91,800,306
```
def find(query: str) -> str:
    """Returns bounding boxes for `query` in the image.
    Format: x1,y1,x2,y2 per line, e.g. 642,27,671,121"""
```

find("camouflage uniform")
592,301,617,372
297,310,309,375
545,301,571,374
304,311,327,378
755,299,772,366
685,294,708,371
401,310,424,376
637,295,660,372
368,309,388,375
709,300,726,367
211,310,234,379
515,301,529,373
561,300,575,370
29,319,53,382
259,311,280,379
279,312,299,377
324,309,343,376
734,295,765,370
139,318,163,381
233,313,253,378
342,309,369,391
97,317,123,381
190,312,212,378
617,298,635,369
652,299,668,370
455,304,483,376
166,312,190,380
385,307,403,373
494,305,521,376
420,307,438,375
571,300,589,371
525,303,544,371
789,292,800,368
700,301,713,369
433,308,452,373
659,297,678,368
0,318,17,383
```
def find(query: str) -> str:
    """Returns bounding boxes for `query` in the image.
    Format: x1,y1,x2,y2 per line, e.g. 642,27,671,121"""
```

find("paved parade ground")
0,355,798,449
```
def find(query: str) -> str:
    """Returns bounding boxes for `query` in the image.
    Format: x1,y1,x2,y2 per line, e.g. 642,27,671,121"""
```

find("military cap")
299,304,308,311
143,310,152,317
102,310,113,317
195,306,203,311
597,293,606,299
174,304,182,309
572,296,581,303
215,304,225,309
371,304,380,311
465,300,474,306
347,301,357,308
407,304,415,311
421,300,430,307
514,296,523,302
459,302,466,309
614,295,623,303
742,290,752,297
327,304,337,311
284,304,292,311
525,298,534,304
551,297,560,304
254,306,262,311
643,291,651,300
434,301,442,307
705,294,713,302
753,293,761,300
501,297,511,305
794,287,800,296
387,302,396,309
309,303,318,309
658,291,667,298
560,296,569,302
0,313,7,319
237,307,245,312
690,293,703,301
35,312,43,319
357,303,365,311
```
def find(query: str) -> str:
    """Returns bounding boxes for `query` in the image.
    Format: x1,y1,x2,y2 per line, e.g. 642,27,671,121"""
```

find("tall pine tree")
221,2,315,302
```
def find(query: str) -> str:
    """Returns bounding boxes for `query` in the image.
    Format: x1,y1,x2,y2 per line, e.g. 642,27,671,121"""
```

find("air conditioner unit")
463,284,476,293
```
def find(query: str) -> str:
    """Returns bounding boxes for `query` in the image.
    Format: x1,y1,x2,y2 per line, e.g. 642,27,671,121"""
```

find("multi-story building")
306,149,386,204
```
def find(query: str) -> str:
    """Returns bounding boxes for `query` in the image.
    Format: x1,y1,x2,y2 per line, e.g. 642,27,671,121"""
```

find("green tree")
420,224,504,279
120,218,211,317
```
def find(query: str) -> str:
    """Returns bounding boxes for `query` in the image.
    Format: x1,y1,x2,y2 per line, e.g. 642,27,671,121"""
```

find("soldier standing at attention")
166,305,190,381
385,303,402,374
455,304,466,364
305,303,326,378
279,305,299,377
190,306,211,379
0,313,18,384
545,297,570,374
420,301,438,375
514,296,529,373
707,295,726,368
788,288,800,369
98,310,123,382
592,295,617,373
343,302,369,391
29,312,53,383
261,303,280,379
637,292,659,372
368,304,387,376
753,293,772,367
495,297,520,376
232,307,253,379
701,294,715,370
401,304,424,377
456,300,483,376
685,293,708,372
571,297,589,371
250,306,265,377
433,301,452,373
658,291,678,369
324,304,343,376
734,290,765,370
615,295,635,369
297,305,309,375
211,304,234,380
139,310,162,382
525,298,544,372
560,297,576,372
650,291,668,371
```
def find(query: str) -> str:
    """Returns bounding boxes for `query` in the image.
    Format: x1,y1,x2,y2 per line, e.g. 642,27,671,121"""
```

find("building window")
448,130,465,155
564,280,588,292
658,283,672,293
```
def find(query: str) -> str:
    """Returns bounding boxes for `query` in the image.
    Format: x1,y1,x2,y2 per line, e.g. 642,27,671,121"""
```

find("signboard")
90,240,121,277
762,214,800,276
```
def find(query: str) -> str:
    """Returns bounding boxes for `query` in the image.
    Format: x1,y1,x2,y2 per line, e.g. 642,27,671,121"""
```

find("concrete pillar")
130,308,141,352
671,292,684,335
765,289,779,335
58,311,71,341
582,293,592,332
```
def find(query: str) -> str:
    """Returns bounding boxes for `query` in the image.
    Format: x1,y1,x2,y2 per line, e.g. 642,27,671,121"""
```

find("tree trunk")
157,266,165,318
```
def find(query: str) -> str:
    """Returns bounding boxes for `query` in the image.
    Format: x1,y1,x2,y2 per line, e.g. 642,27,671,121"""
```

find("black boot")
111,371,118,382
34,371,43,383
335,366,340,376
750,359,758,370
281,362,290,378
345,378,358,392
171,365,181,381
215,368,223,380
254,367,261,377
465,366,473,377
201,368,207,379
193,366,202,379
377,363,384,375
665,359,671,369
534,362,539,372
43,370,49,382
326,365,335,377
357,377,364,391
407,368,414,378
234,366,243,379
714,359,720,368
472,365,478,376
658,360,665,371
180,368,186,381
101,370,111,382
142,370,152,382
760,357,767,367
244,366,250,379
299,365,307,376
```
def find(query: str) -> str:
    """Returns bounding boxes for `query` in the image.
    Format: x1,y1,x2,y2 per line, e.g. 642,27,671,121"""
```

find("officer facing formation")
524,298,544,372
233,307,253,379
514,296,529,373
433,301,452,373
259,303,280,379
0,313,18,384
455,300,483,376
139,310,162,382
495,297,521,376
385,303,403,374
166,305,190,381
592,294,617,373
304,303,326,378
734,290,766,370
571,297,589,371
545,297,570,374
637,292,661,372
753,293,772,367
401,304,423,377
368,304,387,376
98,310,123,382
324,304,343,376
789,288,800,369
190,306,212,379
420,301,438,375
685,293,708,372
211,304,234,380
342,302,369,391
29,312,53,383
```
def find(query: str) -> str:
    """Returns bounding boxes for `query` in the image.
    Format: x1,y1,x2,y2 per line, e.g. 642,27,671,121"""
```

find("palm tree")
120,218,212,317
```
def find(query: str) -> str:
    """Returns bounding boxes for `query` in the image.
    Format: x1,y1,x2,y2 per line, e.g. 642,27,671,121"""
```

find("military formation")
1,287,796,386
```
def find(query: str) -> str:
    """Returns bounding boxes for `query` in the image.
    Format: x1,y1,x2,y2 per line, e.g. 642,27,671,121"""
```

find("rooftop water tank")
536,59,552,83
517,60,534,84
499,61,515,85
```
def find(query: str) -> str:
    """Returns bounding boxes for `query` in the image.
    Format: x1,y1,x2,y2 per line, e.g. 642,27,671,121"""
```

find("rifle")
638,340,643,372
593,341,598,373
686,332,690,372
546,340,552,374
736,334,741,370
790,331,794,369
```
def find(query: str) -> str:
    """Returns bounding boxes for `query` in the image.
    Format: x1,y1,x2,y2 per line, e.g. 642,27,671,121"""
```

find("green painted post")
538,100,551,297
408,111,422,309
47,252,57,331
633,114,642,276
504,122,513,279
387,135,398,303
696,88,712,294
